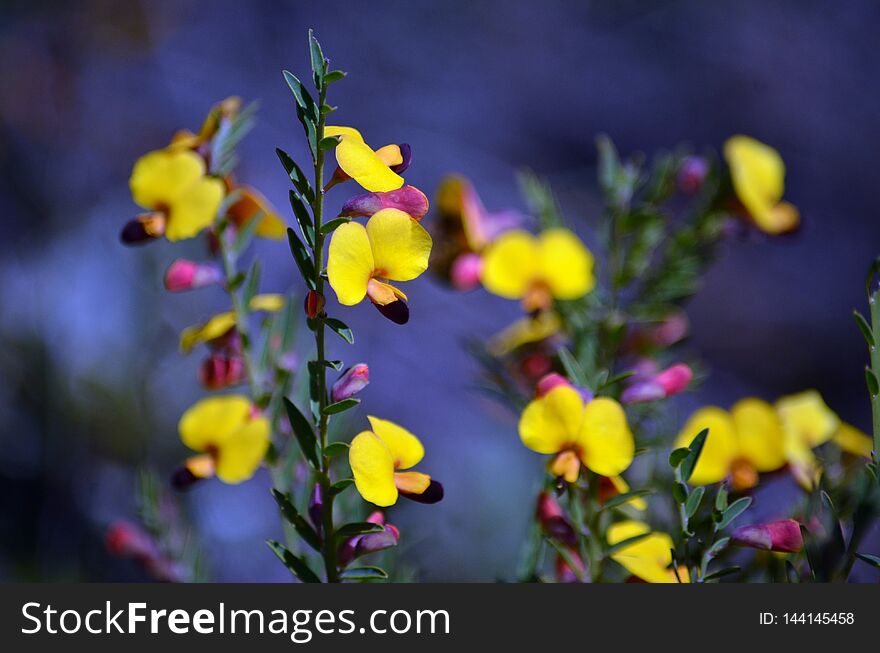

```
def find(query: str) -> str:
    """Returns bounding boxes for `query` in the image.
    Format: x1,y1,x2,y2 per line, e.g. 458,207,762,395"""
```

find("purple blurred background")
1,0,879,581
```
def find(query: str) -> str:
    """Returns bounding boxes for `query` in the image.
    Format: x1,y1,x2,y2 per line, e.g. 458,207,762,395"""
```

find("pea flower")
340,186,429,222
431,175,524,289
123,148,225,243
324,126,406,192
620,362,693,404
198,353,246,390
519,385,634,483
226,185,287,240
164,259,223,293
331,364,370,402
327,208,432,324
179,294,285,353
674,399,787,490
535,491,576,546
723,135,799,234
177,395,270,485
832,422,874,458
607,521,683,583
169,96,242,151
349,416,443,507
481,228,595,312
731,519,804,554
776,390,840,488
337,511,400,567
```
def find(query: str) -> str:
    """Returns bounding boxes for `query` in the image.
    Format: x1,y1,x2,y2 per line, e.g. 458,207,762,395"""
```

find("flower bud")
731,519,804,553
654,363,693,396
120,212,166,245
677,156,708,195
309,483,324,538
555,548,585,583
331,364,370,402
536,373,572,397
536,491,577,546
449,253,483,291
197,354,246,390
621,362,692,404
337,511,400,567
340,185,429,221
164,259,223,292
304,290,325,319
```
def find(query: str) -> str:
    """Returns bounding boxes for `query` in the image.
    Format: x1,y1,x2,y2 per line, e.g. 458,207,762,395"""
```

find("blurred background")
1,0,879,581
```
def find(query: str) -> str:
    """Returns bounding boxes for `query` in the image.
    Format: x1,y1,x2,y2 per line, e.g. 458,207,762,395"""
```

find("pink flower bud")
304,290,325,319
620,380,665,404
198,354,246,390
731,519,804,553
449,253,483,291
536,491,576,547
652,312,690,346
331,364,370,402
655,363,693,396
536,373,573,397
340,185,429,221
163,259,223,292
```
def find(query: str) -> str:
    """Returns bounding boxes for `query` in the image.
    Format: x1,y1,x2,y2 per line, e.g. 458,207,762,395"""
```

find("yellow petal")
577,397,634,477
165,176,224,241
731,397,787,472
350,431,398,507
723,135,795,234
537,228,596,300
179,312,237,353
227,186,287,240
608,521,676,583
129,149,205,210
325,126,404,192
776,390,840,448
519,386,584,454
394,471,431,494
785,433,822,490
480,230,540,300
674,407,738,485
249,294,285,312
486,311,562,357
367,416,425,470
178,395,252,453
832,422,873,458
327,221,375,305
365,208,432,282
215,415,270,484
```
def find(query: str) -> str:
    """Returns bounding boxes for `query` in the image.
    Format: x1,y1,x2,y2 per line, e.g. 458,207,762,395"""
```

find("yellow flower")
349,417,442,507
519,386,634,481
327,208,432,324
486,311,562,357
481,228,595,311
832,422,874,458
324,126,405,192
723,135,799,234
776,390,840,489
674,399,787,489
179,294,285,353
607,521,684,583
129,148,225,241
178,395,270,484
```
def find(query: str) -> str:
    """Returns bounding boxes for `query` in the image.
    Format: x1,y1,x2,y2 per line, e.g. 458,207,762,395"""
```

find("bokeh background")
2,0,879,581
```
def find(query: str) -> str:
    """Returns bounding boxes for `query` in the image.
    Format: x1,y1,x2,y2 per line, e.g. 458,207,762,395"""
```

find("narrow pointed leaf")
324,441,351,458
266,540,321,583
320,217,351,235
323,398,360,415
289,190,315,247
599,489,653,512
339,566,388,582
283,397,319,468
853,310,875,346
286,228,316,289
605,532,652,556
275,148,315,203
334,522,385,539
716,496,752,530
271,490,321,553
326,317,354,344
680,428,708,483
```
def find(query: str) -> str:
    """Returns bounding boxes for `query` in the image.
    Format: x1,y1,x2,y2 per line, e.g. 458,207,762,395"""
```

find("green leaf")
266,540,322,583
672,482,687,505
866,367,879,396
865,255,880,297
242,260,261,308
308,29,326,86
275,148,315,204
339,566,388,582
599,370,636,390
855,552,880,569
596,134,621,195
271,490,321,553
282,70,318,122
324,360,344,371
334,522,385,539
286,228,316,289
289,190,315,247
324,441,350,458
668,447,689,468
685,486,705,518
702,566,740,582
323,398,360,415
556,346,588,387
680,428,709,483
330,478,355,495
324,70,347,83
318,135,341,150
706,536,730,559
605,532,652,556
714,484,728,512
283,397,320,469
599,489,653,512
716,496,752,530
320,217,351,235
326,317,354,344
853,310,875,347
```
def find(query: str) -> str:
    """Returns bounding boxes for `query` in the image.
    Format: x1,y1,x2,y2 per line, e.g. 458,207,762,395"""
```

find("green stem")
869,292,880,467
310,82,338,583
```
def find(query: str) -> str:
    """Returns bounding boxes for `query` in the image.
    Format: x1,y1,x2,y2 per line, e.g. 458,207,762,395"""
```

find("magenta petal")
620,380,665,404
340,185,429,220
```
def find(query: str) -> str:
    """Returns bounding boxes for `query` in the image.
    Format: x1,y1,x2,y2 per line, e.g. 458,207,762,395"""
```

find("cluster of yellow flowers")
676,390,872,491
